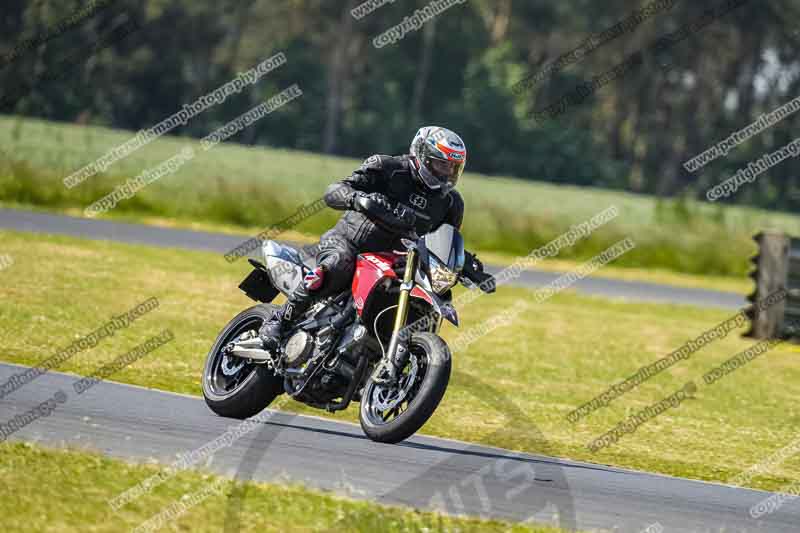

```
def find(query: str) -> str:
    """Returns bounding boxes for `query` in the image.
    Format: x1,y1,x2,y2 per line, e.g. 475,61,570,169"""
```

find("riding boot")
259,283,315,351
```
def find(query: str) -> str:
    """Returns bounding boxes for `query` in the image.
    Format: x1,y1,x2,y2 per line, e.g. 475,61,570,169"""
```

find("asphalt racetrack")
1,362,796,532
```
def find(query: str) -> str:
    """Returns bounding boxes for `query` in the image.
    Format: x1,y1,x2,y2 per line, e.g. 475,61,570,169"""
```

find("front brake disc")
372,356,419,411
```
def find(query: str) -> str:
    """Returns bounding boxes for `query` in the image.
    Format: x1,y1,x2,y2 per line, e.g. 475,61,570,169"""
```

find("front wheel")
359,332,451,443
202,304,284,419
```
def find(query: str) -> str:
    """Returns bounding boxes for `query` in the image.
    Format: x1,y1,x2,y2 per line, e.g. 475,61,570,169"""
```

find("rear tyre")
359,332,451,443
202,304,284,419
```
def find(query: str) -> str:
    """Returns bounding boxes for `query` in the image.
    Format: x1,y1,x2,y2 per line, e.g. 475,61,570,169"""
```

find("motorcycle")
202,198,495,443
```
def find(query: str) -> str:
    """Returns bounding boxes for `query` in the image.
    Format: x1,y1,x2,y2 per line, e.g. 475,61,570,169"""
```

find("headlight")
429,255,458,294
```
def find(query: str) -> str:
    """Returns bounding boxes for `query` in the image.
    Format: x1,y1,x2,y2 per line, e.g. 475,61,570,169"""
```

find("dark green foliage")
0,0,798,211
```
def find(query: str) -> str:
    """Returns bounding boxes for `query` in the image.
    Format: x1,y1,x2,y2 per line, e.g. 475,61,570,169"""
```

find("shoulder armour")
360,154,387,172
448,188,464,207
360,154,407,174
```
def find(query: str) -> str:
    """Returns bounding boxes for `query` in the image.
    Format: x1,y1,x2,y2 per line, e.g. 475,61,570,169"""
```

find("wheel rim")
206,316,263,397
363,343,428,426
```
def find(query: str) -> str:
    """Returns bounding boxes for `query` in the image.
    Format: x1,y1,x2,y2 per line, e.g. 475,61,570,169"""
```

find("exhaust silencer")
229,335,274,362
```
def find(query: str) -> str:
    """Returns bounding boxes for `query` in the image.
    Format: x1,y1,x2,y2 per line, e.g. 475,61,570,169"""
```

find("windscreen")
424,224,465,272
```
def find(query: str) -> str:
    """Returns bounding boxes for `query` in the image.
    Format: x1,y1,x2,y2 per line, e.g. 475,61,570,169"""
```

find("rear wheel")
202,304,284,419
359,332,451,443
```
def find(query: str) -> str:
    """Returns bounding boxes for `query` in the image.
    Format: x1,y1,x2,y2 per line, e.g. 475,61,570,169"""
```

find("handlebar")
354,194,494,293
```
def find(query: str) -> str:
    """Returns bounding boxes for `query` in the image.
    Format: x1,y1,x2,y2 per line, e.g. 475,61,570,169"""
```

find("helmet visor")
426,156,464,189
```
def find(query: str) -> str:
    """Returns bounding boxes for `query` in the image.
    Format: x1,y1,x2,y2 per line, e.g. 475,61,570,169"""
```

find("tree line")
1,0,799,211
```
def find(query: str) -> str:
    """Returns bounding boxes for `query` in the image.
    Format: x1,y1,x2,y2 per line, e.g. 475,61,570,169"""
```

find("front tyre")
359,332,451,443
202,304,284,419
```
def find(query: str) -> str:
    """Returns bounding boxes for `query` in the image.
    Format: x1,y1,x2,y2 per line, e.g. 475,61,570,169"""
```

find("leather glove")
464,251,495,293
477,273,496,293
352,192,392,213
470,254,484,273
368,192,393,212
391,204,417,230
465,251,484,273
353,193,416,232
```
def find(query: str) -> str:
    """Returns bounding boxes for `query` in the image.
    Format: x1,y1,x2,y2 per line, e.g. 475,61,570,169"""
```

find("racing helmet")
409,126,467,192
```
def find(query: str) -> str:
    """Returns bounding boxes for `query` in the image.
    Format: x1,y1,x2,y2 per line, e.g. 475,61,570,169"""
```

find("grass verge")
0,442,566,532
0,230,798,493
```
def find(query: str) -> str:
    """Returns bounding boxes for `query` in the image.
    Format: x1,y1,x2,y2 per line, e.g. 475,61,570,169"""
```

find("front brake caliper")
391,340,410,371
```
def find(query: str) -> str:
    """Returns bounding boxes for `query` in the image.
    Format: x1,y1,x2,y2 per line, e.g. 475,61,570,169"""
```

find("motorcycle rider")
259,126,485,352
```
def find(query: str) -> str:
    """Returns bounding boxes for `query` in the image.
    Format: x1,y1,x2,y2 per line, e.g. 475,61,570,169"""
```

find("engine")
281,297,368,405
283,331,314,367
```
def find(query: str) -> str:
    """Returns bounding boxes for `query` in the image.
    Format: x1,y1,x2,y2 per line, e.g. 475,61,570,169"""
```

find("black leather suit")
282,154,465,322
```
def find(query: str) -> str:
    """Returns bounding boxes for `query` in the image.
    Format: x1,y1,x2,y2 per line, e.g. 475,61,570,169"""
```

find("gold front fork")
386,247,416,360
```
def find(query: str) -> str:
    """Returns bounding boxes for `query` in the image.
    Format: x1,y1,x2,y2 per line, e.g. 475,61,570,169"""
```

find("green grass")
1,230,799,493
2,115,799,277
0,442,567,532
0,196,754,294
